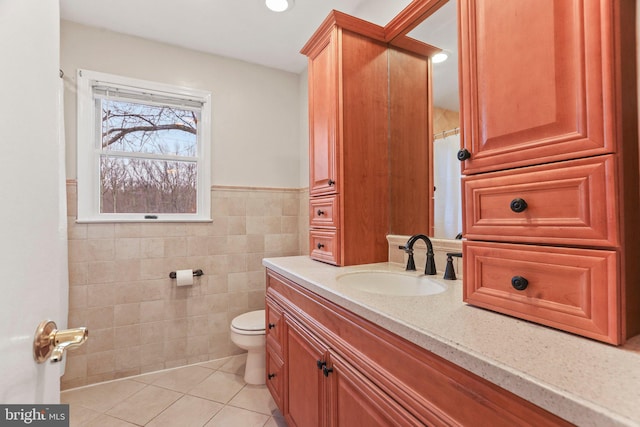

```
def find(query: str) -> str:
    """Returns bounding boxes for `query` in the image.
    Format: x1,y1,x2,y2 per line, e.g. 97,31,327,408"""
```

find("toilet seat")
231,310,265,335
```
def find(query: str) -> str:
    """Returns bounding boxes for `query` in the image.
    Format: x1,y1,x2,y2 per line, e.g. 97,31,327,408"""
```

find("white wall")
61,21,301,188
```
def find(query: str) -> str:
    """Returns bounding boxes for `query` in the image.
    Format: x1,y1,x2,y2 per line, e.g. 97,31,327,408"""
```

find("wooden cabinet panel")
267,269,572,426
326,352,424,427
463,155,617,246
309,195,339,229
266,298,284,354
266,347,285,411
464,241,619,344
285,318,327,427
459,0,614,174
308,30,338,197
309,230,340,266
458,0,639,344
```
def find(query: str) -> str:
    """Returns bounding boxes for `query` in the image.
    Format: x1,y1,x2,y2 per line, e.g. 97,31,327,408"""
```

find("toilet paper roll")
175,269,194,286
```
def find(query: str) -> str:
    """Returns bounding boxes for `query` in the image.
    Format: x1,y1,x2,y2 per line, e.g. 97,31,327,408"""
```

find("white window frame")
76,69,212,222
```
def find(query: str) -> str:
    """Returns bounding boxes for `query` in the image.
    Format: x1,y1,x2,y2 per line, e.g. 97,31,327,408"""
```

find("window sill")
75,217,213,224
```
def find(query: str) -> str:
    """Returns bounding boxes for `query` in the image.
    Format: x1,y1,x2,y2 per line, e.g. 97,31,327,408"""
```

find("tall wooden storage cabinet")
459,0,639,344
302,11,434,266
302,12,390,266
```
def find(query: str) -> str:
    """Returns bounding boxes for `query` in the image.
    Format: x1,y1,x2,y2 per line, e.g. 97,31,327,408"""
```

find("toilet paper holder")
169,269,204,279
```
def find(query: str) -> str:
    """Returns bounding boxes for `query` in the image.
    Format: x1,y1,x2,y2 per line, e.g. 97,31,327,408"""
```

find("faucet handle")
443,252,463,280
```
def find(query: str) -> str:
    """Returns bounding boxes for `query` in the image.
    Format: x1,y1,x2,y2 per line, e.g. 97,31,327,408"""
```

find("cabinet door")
326,352,425,427
459,0,614,174
308,30,339,196
285,318,328,427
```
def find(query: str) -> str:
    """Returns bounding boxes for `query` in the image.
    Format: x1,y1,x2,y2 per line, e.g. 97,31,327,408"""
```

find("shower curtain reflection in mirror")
433,132,462,239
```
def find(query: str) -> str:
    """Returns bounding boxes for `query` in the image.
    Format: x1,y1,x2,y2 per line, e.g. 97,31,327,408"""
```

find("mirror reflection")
407,1,462,240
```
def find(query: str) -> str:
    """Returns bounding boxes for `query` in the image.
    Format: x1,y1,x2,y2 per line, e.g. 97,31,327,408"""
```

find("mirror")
388,0,462,240
408,1,461,240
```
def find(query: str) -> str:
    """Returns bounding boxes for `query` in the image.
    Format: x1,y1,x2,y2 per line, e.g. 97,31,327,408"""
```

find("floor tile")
228,384,277,415
218,354,247,376
64,357,287,427
146,395,223,427
264,413,288,427
150,365,213,393
61,379,146,412
83,413,139,427
198,357,230,370
106,385,182,425
204,406,270,427
188,371,245,403
68,404,101,427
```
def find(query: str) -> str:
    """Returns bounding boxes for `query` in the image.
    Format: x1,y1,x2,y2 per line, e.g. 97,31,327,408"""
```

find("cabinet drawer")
266,298,284,354
463,156,617,246
266,347,285,412
310,229,340,265
463,241,620,344
309,195,339,228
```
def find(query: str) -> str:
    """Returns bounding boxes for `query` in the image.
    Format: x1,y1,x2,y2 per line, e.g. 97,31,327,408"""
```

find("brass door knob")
33,320,88,363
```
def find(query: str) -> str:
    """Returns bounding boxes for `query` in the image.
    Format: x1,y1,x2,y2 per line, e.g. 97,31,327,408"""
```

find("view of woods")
99,99,200,214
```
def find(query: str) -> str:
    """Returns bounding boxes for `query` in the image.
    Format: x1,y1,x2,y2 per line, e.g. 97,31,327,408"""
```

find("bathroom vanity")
263,256,640,426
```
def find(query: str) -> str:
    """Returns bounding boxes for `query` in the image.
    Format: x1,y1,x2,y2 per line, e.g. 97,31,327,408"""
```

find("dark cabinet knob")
317,243,325,249
511,276,529,291
268,323,276,329
317,209,325,216
268,373,276,380
457,149,471,161
316,360,325,370
510,198,528,213
328,179,336,186
322,366,334,377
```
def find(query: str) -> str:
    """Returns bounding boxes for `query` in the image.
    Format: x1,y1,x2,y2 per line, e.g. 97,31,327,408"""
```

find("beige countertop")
263,256,640,427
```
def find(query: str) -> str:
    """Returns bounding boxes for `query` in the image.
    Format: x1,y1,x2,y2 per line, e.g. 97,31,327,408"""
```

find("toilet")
230,310,266,385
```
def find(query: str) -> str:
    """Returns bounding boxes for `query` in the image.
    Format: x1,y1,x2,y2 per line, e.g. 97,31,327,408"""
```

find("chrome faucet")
399,234,437,275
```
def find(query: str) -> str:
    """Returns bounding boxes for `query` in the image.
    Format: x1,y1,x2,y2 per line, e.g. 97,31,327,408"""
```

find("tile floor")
61,354,287,427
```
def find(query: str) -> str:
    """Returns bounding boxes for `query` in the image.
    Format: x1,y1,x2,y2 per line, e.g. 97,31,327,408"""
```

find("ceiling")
59,0,459,111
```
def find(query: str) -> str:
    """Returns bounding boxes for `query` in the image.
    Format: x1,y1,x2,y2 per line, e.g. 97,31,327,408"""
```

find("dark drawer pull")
268,323,276,329
322,366,334,377
317,243,325,249
328,179,336,186
510,198,528,213
316,360,325,370
317,209,325,216
457,148,471,161
511,276,529,291
268,373,276,380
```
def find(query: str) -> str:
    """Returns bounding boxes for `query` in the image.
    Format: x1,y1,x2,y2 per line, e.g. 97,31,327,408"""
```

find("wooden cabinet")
301,11,433,265
459,0,640,344
266,268,572,426
302,11,390,266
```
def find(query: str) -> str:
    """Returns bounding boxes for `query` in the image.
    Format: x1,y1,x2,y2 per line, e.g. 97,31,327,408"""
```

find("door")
459,0,614,175
284,319,328,427
0,0,68,403
326,352,424,427
308,30,339,196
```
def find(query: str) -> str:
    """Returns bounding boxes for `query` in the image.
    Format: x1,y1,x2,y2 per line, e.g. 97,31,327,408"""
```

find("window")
76,69,211,222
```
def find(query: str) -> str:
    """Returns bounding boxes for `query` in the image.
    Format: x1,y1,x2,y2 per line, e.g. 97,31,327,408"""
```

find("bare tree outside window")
99,99,199,214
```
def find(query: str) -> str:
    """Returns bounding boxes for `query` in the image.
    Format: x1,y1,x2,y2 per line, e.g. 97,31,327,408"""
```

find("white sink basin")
336,271,447,296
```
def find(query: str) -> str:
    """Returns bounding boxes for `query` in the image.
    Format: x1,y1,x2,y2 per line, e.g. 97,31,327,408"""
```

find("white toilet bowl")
230,309,266,385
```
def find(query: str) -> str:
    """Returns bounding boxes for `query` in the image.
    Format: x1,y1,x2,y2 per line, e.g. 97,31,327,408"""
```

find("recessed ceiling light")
266,0,294,12
432,52,449,64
